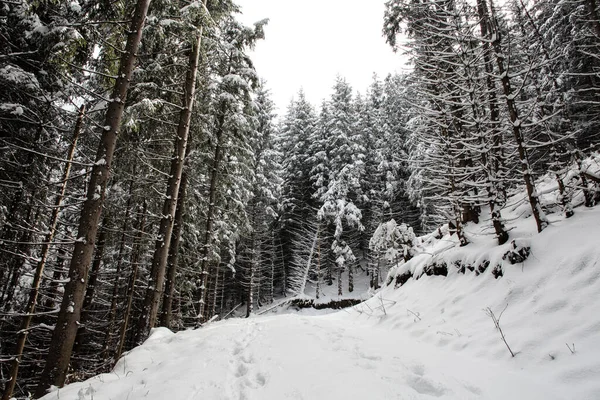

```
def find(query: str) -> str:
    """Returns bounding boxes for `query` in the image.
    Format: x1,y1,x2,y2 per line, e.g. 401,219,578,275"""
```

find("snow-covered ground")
40,172,600,400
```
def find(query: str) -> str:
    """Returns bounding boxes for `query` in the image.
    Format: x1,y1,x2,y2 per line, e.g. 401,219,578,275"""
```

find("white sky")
235,0,408,114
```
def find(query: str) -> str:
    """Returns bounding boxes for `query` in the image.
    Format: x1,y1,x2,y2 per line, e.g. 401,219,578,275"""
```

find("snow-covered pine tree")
278,90,320,295
239,83,281,317
314,77,365,295
384,0,474,245
194,16,267,322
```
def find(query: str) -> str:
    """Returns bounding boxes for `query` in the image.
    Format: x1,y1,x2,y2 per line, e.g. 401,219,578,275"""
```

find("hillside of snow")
39,180,600,400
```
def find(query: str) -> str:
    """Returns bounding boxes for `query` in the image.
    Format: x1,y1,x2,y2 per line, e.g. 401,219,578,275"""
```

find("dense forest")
1,0,599,398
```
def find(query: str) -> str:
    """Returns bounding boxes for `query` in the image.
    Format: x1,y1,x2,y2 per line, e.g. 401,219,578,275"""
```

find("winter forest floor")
40,197,600,400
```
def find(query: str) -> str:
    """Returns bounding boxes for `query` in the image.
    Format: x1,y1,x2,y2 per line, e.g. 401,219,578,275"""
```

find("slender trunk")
337,263,343,296
72,215,109,360
517,0,591,211
315,232,321,299
269,234,275,303
2,106,84,400
211,264,219,318
159,170,189,328
43,246,66,310
257,246,262,308
135,29,203,344
198,106,227,321
0,193,23,297
2,201,39,309
280,238,287,296
374,257,381,289
348,263,353,293
115,200,147,361
443,123,468,246
488,0,547,233
461,23,509,244
476,0,505,192
0,125,43,304
34,0,151,393
478,0,510,241
246,230,256,318
102,191,132,362
219,270,225,313
575,152,595,207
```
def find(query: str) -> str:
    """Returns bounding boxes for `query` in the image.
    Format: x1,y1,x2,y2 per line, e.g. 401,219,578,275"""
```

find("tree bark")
316,233,321,298
159,170,189,328
115,200,147,361
337,263,343,296
135,29,203,345
348,263,353,293
43,246,66,311
198,105,227,321
476,0,505,183
34,0,151,394
2,105,84,400
102,196,131,361
246,228,257,318
72,215,109,361
211,263,220,318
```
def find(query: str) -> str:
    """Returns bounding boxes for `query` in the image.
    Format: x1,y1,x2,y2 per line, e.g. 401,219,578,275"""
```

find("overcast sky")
235,0,408,114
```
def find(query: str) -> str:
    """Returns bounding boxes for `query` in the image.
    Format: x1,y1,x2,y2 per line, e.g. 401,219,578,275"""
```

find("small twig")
378,295,387,315
566,343,576,354
485,305,516,357
407,308,421,321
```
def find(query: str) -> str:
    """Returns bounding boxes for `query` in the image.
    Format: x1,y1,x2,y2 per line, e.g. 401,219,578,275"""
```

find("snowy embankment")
42,183,600,399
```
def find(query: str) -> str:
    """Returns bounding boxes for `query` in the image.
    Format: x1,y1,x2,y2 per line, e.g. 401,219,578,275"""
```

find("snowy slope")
39,314,577,400
40,182,600,400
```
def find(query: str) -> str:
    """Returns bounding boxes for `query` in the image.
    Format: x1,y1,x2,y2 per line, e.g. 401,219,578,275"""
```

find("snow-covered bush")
369,219,416,265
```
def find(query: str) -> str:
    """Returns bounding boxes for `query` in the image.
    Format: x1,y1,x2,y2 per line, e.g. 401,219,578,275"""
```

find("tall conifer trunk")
116,201,147,361
34,0,151,394
72,215,109,362
2,105,84,400
198,105,227,321
488,0,547,233
246,230,256,318
135,26,204,344
102,184,134,361
160,169,189,328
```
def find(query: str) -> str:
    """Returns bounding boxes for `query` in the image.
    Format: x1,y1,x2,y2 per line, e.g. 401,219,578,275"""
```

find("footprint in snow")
410,363,425,377
235,363,249,377
241,353,254,364
255,372,267,386
355,346,382,361
406,374,447,397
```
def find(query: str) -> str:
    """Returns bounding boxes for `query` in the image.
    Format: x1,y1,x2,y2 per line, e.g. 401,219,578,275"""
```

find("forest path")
43,312,563,400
